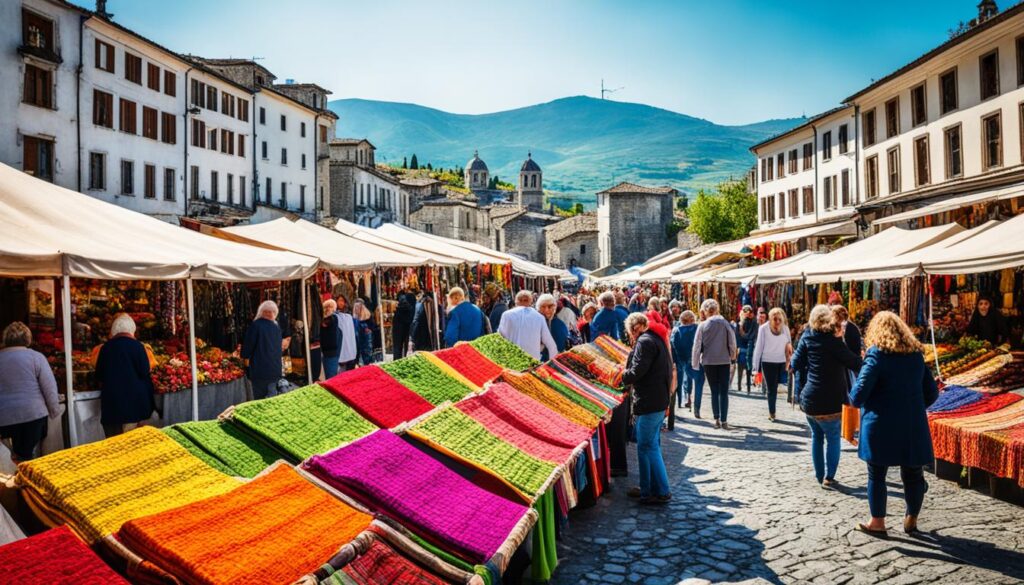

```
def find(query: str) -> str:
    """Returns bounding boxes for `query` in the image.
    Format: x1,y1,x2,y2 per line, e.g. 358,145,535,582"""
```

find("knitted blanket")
434,344,505,387
0,526,129,584
592,335,631,364
320,365,434,428
305,430,531,564
119,465,372,585
976,425,1024,487
462,383,592,449
927,385,984,413
231,384,377,461
501,370,601,428
169,420,281,478
928,392,1023,421
331,538,450,585
931,398,1024,464
456,394,580,464
544,361,623,409
16,426,239,544
409,407,558,500
380,355,475,405
162,426,235,475
469,334,539,372
533,367,610,417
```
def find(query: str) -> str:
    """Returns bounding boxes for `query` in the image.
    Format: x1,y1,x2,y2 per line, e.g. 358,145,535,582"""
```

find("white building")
185,66,252,210
329,139,409,227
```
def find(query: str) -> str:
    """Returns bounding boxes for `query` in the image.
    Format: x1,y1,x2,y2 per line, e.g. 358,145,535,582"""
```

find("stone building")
464,150,489,190
329,138,408,226
399,177,444,204
545,213,598,269
493,209,562,263
517,153,543,211
597,182,677,269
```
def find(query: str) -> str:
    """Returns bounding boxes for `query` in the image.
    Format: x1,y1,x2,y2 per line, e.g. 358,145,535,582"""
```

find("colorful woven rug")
433,344,505,387
170,420,281,478
928,392,1023,421
320,365,434,428
305,429,532,565
379,355,475,405
119,465,372,585
931,400,1024,469
592,335,630,364
459,383,592,449
469,334,539,372
329,538,451,584
455,394,580,464
231,384,377,461
927,385,985,413
0,526,129,584
162,426,235,475
533,367,610,417
976,424,1024,487
409,407,558,500
501,370,601,429
16,426,239,544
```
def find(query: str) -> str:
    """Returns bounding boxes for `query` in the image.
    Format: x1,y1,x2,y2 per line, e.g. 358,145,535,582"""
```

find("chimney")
95,0,114,19
977,0,998,24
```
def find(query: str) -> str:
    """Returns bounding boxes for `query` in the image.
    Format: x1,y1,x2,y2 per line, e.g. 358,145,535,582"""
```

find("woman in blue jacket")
850,311,938,537
670,310,703,414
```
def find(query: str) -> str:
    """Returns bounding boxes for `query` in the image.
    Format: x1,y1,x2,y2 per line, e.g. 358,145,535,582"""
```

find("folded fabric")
470,334,539,372
320,365,435,428
16,426,239,544
162,426,236,475
231,384,377,461
169,420,281,478
532,367,609,417
380,355,475,405
433,344,505,387
927,385,985,413
332,538,452,584
0,526,129,584
305,429,531,564
410,407,558,500
468,383,593,448
456,391,583,464
501,370,601,428
119,465,371,585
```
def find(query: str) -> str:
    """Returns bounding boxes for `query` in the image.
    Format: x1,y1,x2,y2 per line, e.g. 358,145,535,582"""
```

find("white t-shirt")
336,312,357,363
752,322,791,370
497,306,558,361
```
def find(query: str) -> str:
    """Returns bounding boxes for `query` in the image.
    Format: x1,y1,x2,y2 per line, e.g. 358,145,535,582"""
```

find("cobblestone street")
552,390,1024,585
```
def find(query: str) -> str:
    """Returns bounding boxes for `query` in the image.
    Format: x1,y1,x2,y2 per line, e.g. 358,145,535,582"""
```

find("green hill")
328,96,802,205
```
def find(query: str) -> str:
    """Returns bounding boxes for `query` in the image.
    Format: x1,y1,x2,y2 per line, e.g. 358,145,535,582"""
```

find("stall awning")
924,213,1024,275
672,262,740,283
713,251,821,284
741,220,857,247
872,183,1024,227
0,163,317,281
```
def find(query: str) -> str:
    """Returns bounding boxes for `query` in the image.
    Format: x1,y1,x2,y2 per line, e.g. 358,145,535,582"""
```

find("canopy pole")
433,268,442,349
301,277,313,382
186,277,199,422
62,275,78,447
376,267,388,361
927,276,941,377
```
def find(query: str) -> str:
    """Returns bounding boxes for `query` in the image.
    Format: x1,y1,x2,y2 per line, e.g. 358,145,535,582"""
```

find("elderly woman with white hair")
241,300,284,400
0,322,61,461
536,293,569,361
96,313,155,437
691,298,737,429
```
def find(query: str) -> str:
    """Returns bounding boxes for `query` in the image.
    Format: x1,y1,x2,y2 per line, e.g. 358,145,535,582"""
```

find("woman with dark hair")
391,291,416,360
0,322,60,462
320,299,342,379
966,296,1009,346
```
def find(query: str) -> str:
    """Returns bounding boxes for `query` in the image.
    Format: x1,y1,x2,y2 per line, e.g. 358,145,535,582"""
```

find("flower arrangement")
150,347,245,394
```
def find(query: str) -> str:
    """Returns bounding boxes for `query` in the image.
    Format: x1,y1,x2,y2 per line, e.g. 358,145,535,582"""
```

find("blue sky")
74,0,997,125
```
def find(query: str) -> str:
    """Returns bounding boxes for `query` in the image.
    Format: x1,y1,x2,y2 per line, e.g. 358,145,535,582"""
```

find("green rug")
173,420,282,478
162,427,235,475
470,334,539,372
380,355,475,405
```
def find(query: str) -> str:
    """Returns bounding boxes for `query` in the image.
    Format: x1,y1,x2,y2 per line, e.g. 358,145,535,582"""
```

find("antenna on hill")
601,79,623,100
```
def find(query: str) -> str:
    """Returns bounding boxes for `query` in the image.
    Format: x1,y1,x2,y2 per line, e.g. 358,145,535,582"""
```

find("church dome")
467,150,488,171
520,152,541,172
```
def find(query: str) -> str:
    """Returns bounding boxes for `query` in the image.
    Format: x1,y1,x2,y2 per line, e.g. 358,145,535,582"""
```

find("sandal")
855,523,889,539
627,487,643,498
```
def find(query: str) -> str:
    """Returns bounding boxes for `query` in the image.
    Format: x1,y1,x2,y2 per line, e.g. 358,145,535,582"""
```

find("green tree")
402,156,408,169
426,163,433,171
686,180,757,244
410,154,419,170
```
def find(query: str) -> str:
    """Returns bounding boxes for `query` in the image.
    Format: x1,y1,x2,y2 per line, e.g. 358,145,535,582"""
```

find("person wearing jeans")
752,308,793,422
691,299,737,429
806,414,842,483
849,311,938,536
670,310,700,411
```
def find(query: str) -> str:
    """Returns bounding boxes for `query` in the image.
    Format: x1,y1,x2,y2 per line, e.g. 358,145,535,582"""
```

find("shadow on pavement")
891,531,1024,582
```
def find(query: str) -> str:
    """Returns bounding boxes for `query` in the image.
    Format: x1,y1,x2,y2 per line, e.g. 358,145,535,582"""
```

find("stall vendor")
966,296,1010,346
96,314,155,437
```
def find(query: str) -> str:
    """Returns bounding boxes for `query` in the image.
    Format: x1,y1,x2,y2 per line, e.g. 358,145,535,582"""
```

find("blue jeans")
867,464,927,518
704,364,730,422
322,356,340,380
806,416,842,483
636,411,671,497
684,365,705,411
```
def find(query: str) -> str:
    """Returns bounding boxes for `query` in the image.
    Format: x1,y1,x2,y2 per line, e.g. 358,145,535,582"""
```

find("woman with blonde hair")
850,311,938,537
752,308,793,422
790,304,861,488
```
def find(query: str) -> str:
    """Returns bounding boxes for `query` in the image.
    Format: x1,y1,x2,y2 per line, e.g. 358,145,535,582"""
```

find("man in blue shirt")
241,300,284,400
614,291,630,339
590,291,622,340
444,287,488,348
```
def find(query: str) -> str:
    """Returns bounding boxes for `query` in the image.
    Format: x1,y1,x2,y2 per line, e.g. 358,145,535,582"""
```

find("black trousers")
608,399,631,473
392,323,411,359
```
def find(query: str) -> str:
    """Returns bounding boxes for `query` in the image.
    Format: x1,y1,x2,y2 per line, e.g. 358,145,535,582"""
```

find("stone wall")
499,214,559,263
328,161,356,222
548,231,599,270
607,194,674,267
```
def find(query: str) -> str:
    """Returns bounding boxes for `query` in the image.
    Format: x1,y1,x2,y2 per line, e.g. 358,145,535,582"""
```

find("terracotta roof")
597,182,678,196
844,2,1024,103
545,213,598,243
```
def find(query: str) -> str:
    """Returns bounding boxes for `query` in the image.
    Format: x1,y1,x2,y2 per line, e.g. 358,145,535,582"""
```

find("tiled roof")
597,182,677,196
545,213,598,242
331,138,375,149
748,105,852,152
274,82,332,95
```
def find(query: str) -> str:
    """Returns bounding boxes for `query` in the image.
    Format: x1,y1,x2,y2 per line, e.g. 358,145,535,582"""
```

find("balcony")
18,43,61,65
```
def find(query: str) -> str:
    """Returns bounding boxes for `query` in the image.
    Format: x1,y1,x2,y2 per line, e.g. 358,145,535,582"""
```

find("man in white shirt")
498,290,558,361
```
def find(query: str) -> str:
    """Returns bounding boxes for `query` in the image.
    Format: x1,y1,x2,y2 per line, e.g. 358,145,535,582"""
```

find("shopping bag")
841,404,860,446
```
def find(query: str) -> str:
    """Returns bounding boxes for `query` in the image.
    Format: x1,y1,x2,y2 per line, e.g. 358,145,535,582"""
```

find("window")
944,124,963,179
259,107,266,125
221,129,229,154
580,244,587,255
301,153,307,169
22,136,54,182
208,129,217,151
261,141,268,159
910,83,926,127
280,182,287,206
280,115,286,131
227,173,234,205
913,135,930,186
118,99,136,134
320,125,328,143
887,147,900,194
863,109,877,147
238,99,249,122
301,122,306,137
300,185,306,211
766,156,774,181
120,160,134,195
163,168,175,200
95,39,114,72
1018,36,1024,86
144,164,156,198
982,112,1002,170
142,107,157,139
22,9,54,53
281,148,287,165
788,149,798,174
124,53,142,84
238,134,245,158
190,165,199,199
841,169,851,206
191,119,206,148
89,152,105,190
239,176,246,207
802,186,814,213
760,158,768,183
885,98,899,138
940,68,957,114
777,192,785,219
776,152,785,178
191,79,205,108
823,175,834,209
265,178,272,203
838,124,849,154
210,171,219,200
802,143,813,170
164,70,176,97
980,50,1000,101
788,189,799,218
147,63,160,91
424,223,434,234
23,65,53,109
206,86,218,112
822,131,832,160
865,155,879,200
92,90,113,127
221,92,231,115
160,112,175,144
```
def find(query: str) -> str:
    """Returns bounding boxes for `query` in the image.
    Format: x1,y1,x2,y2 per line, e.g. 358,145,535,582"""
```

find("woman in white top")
752,308,793,421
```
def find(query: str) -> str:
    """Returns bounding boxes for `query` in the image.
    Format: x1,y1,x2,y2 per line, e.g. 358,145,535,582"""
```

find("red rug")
320,365,434,428
0,526,129,584
434,344,504,387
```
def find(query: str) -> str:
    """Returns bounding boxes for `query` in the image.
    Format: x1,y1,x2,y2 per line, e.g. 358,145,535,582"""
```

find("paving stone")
604,564,627,574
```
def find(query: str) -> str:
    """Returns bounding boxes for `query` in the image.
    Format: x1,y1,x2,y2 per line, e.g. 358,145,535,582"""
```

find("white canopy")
923,214,1024,275
223,218,433,271
672,262,740,283
741,220,857,248
0,163,316,281
872,183,1024,227
714,251,822,284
